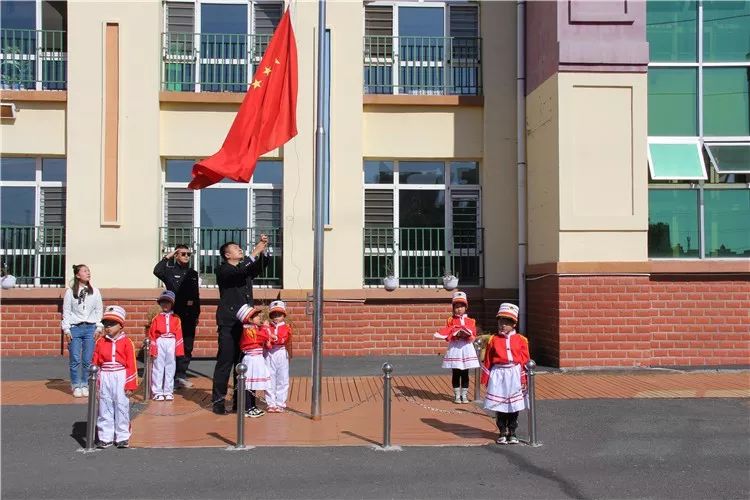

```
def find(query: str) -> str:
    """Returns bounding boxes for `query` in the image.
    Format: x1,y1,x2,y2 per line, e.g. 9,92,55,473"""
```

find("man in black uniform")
153,244,201,388
212,235,268,415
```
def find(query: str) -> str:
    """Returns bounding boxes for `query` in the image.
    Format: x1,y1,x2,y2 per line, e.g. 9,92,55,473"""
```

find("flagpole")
311,0,327,421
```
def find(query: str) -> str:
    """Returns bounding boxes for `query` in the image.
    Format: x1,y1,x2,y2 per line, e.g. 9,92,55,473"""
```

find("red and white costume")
92,332,137,443
239,325,271,390
147,312,185,397
481,331,529,413
266,320,292,409
436,315,480,370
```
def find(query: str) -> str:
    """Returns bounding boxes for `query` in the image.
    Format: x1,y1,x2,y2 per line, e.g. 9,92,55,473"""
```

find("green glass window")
706,144,750,173
703,68,750,137
704,189,750,258
648,189,700,258
647,0,697,62
648,68,697,136
703,0,750,62
648,142,707,180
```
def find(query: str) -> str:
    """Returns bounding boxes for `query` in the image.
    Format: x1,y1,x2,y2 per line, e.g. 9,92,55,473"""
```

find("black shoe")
115,440,129,448
212,402,228,415
96,440,113,449
507,433,519,445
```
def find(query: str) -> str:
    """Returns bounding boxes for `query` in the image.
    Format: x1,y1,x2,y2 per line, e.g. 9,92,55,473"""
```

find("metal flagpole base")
370,445,403,452
225,445,256,452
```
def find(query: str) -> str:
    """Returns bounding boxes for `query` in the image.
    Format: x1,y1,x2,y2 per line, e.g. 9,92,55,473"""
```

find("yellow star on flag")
263,66,272,76
274,58,281,65
252,79,262,89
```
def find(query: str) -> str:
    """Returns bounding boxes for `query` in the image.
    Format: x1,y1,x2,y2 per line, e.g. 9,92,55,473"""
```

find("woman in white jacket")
61,264,103,397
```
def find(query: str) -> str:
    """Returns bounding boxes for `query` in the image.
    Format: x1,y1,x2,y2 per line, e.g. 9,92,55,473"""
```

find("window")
0,157,66,286
647,0,750,259
363,1,481,96
0,0,67,90
363,159,482,287
162,1,283,92
161,158,283,287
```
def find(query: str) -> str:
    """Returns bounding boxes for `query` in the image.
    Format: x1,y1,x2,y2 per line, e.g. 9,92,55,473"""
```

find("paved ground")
2,357,749,499
2,398,749,499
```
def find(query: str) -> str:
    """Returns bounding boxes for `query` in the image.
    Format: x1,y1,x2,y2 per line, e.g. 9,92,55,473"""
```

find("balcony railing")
0,226,66,286
159,227,282,287
364,226,484,287
0,29,67,90
364,35,482,96
161,32,272,92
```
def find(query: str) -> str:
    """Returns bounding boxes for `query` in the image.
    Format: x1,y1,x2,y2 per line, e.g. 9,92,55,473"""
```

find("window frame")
647,137,708,181
647,0,750,260
362,158,482,286
0,155,67,287
162,0,284,92
705,142,750,174
363,0,481,96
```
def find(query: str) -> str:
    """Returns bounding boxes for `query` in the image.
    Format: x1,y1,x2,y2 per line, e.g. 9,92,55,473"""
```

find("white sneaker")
81,387,89,398
73,387,83,398
175,377,194,388
164,394,174,401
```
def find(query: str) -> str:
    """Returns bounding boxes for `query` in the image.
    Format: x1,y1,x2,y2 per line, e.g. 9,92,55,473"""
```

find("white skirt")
241,351,271,390
484,363,528,413
441,339,480,370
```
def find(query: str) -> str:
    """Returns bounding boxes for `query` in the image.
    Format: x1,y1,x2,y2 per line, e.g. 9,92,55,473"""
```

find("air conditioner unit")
0,102,17,120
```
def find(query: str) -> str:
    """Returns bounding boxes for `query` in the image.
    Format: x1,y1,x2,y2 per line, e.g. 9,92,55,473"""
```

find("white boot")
453,388,461,404
460,388,469,404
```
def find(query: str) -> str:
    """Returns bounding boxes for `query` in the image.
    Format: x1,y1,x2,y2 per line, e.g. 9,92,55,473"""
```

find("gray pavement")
2,398,749,499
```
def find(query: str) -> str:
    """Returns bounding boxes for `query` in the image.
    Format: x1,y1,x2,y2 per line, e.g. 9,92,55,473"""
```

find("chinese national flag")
188,10,298,189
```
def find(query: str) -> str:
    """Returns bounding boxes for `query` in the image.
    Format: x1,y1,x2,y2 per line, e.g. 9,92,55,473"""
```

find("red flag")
188,10,298,189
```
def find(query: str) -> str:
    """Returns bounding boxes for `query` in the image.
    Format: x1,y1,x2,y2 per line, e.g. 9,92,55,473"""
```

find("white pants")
265,347,289,408
97,369,130,443
152,337,176,396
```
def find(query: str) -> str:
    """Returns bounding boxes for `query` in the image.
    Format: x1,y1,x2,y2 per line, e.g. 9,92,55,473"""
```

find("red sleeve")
277,325,290,345
124,338,138,391
466,318,478,341
513,336,531,384
148,317,158,357
287,326,293,358
174,316,185,357
92,339,104,367
481,336,496,386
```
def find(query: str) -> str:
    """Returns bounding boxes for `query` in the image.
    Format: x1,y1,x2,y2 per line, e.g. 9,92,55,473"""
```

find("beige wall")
480,0,519,289
66,0,161,288
526,72,648,264
0,102,66,155
526,74,561,265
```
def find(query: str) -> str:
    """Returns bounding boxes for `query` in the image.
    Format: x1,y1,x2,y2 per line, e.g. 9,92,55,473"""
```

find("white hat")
102,305,127,326
269,300,287,315
496,303,519,322
451,291,468,305
236,304,262,323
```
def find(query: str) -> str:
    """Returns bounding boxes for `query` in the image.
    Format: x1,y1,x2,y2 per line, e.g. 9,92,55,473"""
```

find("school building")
1,0,748,367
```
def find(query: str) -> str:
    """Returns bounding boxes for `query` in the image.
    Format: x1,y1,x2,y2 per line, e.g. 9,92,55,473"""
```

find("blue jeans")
69,323,96,389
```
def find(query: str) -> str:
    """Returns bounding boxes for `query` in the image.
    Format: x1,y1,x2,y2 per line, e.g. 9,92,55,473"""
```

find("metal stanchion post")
473,338,482,402
235,364,247,449
143,338,151,401
84,365,100,451
525,359,541,447
382,362,393,448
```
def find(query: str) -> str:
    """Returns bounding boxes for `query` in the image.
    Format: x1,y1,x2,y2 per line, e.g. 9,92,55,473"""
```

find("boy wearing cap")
147,290,185,401
433,291,479,403
265,300,292,413
237,304,270,418
481,303,529,444
92,305,137,449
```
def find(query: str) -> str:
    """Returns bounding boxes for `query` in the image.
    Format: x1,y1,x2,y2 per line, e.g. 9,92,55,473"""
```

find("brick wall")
0,298,503,358
2,276,748,367
527,274,750,368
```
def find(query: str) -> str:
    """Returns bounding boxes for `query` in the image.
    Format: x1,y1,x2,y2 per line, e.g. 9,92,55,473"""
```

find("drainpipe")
516,0,527,331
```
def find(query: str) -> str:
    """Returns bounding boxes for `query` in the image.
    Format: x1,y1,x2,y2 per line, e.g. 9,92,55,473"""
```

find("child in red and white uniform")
92,305,137,449
481,303,530,445
265,300,292,413
147,290,184,401
237,304,270,418
433,291,479,404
